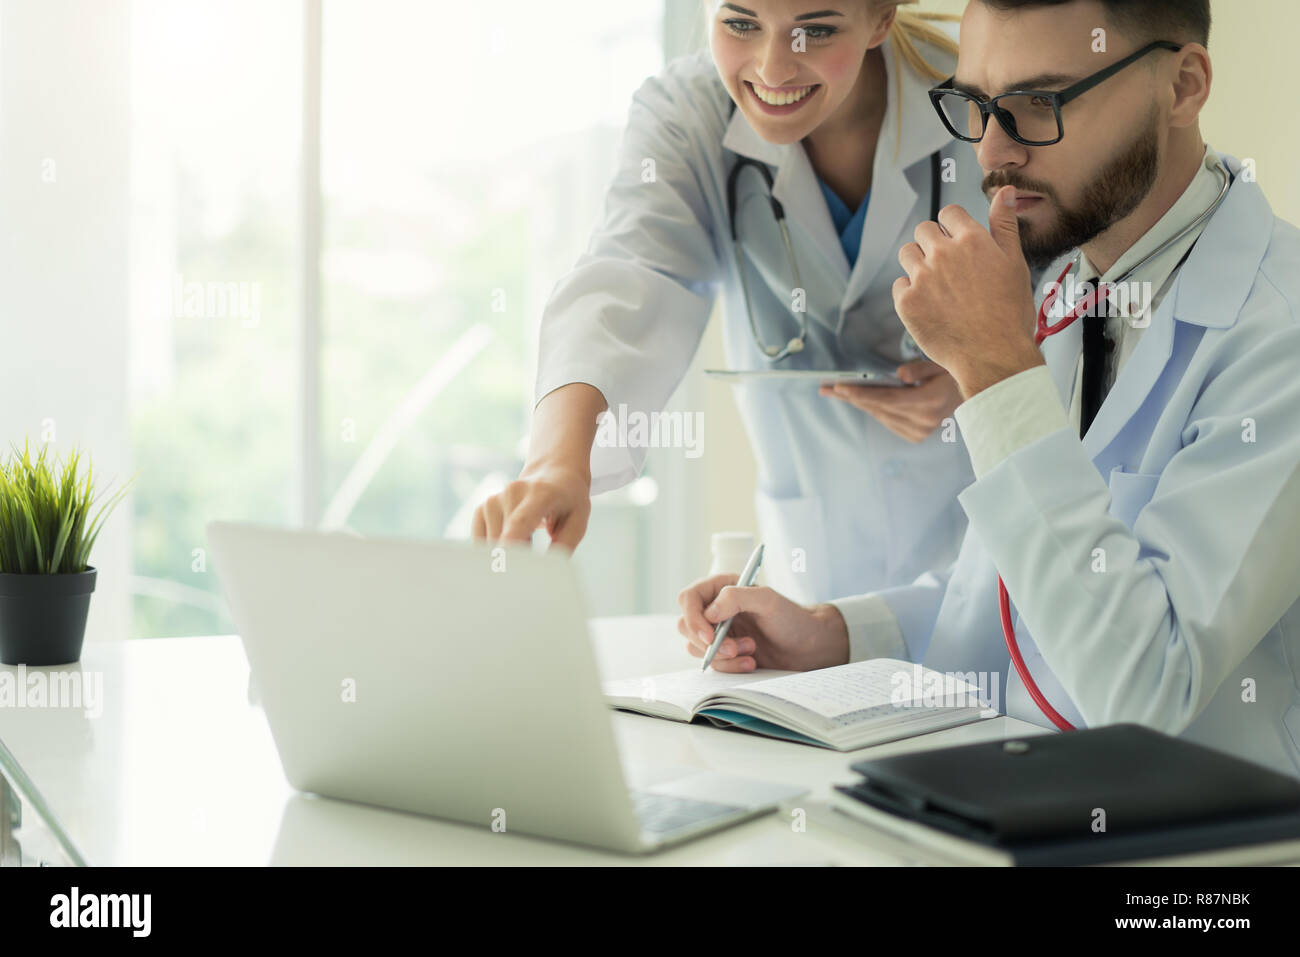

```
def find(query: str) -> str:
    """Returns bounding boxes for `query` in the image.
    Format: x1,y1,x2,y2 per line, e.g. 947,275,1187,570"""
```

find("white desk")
0,616,1049,865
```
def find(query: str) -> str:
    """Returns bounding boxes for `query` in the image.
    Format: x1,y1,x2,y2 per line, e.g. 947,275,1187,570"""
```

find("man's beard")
983,110,1161,270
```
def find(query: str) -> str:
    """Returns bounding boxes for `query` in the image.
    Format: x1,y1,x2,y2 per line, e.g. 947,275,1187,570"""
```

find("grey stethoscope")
726,148,943,362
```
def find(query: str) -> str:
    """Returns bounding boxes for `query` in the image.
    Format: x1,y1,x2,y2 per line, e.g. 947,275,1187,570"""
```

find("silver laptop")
207,522,806,853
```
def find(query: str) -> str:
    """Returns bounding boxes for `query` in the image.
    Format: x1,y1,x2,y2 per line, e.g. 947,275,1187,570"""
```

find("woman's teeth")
751,83,816,106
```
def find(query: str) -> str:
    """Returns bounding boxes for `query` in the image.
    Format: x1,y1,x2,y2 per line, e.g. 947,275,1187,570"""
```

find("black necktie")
1078,278,1113,438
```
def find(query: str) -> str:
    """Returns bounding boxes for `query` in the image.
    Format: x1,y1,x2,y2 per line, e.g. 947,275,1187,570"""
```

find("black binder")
832,724,1300,866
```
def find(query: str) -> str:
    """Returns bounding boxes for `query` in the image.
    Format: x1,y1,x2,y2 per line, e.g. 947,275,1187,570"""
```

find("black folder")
832,723,1300,866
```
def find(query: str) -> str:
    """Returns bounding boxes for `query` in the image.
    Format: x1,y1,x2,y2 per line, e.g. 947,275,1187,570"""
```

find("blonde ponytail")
890,8,959,84
878,2,961,157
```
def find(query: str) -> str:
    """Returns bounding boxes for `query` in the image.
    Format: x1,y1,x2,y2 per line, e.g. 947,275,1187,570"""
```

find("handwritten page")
745,660,982,720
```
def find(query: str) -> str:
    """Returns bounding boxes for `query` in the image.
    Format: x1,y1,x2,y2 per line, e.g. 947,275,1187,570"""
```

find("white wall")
0,0,131,642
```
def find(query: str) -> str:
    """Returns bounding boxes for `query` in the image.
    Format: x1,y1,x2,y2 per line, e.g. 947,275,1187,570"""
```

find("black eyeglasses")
929,40,1183,147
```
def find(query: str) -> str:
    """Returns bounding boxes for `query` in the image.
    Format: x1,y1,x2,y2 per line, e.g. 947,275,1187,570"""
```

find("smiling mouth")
747,81,819,106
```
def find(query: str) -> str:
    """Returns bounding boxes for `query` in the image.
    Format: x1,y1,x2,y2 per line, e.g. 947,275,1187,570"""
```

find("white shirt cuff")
954,365,1070,479
828,594,907,663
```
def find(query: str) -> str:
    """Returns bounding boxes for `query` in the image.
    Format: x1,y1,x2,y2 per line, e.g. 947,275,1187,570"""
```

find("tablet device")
704,369,913,388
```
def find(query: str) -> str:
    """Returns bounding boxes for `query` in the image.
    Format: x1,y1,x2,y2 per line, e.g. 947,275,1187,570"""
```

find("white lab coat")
862,156,1300,776
535,34,989,602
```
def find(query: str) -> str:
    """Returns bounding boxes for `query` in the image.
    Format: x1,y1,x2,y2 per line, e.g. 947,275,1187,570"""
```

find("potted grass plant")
0,442,130,666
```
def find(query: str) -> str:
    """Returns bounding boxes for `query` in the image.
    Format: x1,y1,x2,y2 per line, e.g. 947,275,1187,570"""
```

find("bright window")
128,0,670,636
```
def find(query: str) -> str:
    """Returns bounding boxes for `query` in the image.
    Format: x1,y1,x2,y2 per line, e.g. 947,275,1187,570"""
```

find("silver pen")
701,543,765,671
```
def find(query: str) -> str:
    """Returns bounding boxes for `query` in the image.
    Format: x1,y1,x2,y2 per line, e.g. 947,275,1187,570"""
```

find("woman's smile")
746,80,821,114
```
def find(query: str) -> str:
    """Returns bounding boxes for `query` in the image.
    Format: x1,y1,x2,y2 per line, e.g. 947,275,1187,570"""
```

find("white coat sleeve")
534,68,724,495
957,311,1300,734
830,563,956,664
954,366,1071,478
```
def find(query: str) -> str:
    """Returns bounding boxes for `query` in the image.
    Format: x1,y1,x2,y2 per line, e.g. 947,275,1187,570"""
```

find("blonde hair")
881,2,961,155
889,6,958,83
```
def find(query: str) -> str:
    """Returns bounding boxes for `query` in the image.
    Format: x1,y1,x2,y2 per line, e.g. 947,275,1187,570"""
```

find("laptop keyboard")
630,791,742,836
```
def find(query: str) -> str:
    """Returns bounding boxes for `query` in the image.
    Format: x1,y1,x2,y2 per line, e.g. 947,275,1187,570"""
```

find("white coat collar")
1169,153,1271,329
720,35,956,315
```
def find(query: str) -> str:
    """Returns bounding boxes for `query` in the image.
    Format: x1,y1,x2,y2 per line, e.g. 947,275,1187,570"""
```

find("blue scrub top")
817,179,870,267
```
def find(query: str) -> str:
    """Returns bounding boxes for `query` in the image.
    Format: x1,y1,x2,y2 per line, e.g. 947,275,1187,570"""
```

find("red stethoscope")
998,259,1111,732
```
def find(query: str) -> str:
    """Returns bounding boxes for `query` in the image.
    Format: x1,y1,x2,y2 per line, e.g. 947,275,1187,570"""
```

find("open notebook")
603,659,998,752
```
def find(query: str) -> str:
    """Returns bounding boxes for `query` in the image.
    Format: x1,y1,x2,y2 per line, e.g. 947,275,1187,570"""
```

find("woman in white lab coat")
474,0,990,604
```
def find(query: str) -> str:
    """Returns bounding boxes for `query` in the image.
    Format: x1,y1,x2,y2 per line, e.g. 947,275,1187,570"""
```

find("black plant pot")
0,568,97,666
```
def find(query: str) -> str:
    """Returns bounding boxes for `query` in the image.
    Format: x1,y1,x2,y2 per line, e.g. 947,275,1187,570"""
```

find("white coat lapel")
1080,298,1175,459
1037,273,1179,460
772,142,852,283
721,103,847,332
